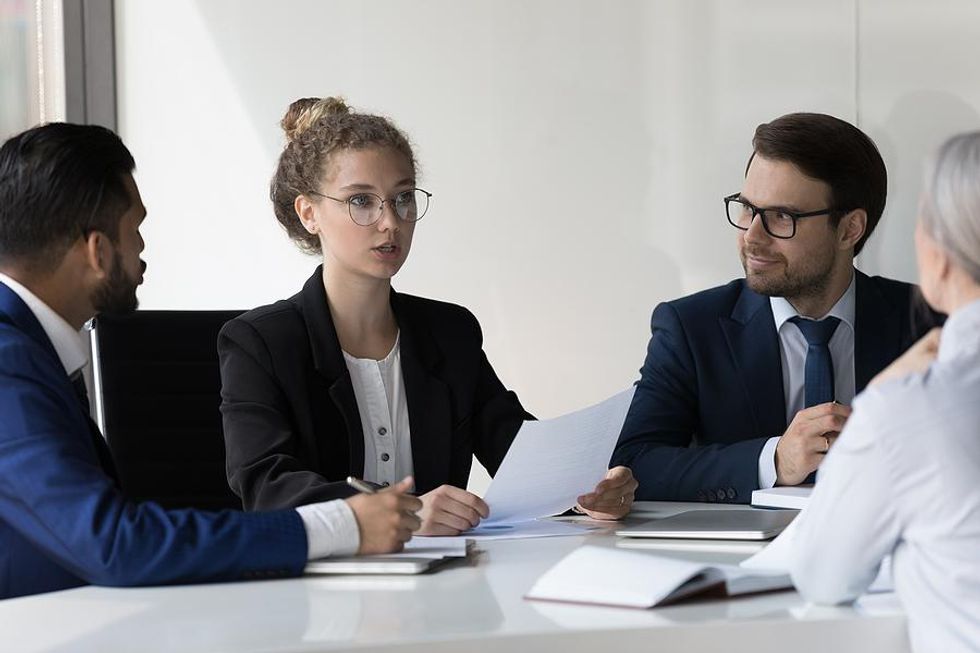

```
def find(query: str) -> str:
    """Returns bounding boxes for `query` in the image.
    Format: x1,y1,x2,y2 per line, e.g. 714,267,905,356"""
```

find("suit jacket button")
726,487,736,499
381,453,390,462
715,489,726,501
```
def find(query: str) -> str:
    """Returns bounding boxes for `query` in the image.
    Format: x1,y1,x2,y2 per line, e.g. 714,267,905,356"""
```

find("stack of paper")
750,485,812,510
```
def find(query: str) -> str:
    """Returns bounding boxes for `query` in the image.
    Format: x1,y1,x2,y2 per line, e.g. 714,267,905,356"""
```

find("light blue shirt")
791,297,980,653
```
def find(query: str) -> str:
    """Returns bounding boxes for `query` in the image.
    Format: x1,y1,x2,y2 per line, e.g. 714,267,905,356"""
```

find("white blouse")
791,298,980,653
342,333,414,489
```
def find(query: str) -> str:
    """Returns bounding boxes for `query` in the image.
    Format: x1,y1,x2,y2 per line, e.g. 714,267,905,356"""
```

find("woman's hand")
575,466,638,520
417,484,490,536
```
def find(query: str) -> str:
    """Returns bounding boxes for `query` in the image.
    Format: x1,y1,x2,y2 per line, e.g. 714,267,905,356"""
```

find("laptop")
615,509,798,541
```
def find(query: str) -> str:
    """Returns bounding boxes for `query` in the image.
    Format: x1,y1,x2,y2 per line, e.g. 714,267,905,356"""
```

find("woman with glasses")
790,132,980,652
219,97,637,538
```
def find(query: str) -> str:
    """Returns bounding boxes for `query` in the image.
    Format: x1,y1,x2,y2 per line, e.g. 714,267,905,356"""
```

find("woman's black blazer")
218,266,531,510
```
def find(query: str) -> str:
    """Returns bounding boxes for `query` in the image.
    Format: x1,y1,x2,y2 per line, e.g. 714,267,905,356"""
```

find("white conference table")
0,502,909,653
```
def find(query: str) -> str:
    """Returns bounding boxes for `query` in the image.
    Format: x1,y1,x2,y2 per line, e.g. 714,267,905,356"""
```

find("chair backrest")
94,310,244,511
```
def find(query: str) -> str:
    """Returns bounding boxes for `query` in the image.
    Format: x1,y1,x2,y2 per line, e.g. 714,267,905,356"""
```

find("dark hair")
0,122,136,268
749,113,887,255
271,96,416,254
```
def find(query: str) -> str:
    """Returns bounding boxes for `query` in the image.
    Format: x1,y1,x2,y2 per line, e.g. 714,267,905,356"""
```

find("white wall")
115,0,980,492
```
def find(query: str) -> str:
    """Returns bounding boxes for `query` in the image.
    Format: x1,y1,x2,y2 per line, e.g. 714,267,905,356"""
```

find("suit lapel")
392,292,452,494
0,282,61,364
297,267,364,475
1,282,119,484
719,283,788,435
854,270,902,393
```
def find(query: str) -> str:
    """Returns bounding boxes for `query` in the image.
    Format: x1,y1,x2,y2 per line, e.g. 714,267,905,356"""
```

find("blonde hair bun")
281,96,350,143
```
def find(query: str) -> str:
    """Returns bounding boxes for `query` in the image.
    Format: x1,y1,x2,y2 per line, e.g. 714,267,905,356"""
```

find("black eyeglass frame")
309,188,432,227
724,193,841,239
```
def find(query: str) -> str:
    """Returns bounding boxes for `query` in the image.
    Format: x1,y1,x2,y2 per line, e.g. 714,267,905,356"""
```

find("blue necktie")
789,316,841,408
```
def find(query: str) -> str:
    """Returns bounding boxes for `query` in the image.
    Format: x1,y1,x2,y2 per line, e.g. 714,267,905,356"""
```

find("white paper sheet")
463,519,594,541
740,519,894,593
481,387,636,525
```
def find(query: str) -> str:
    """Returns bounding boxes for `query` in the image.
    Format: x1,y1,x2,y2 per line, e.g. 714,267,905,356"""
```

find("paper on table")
740,519,894,593
740,518,798,571
481,387,636,525
464,519,594,541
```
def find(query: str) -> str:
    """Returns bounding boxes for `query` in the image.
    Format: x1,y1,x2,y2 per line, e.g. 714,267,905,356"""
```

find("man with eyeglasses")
612,112,939,503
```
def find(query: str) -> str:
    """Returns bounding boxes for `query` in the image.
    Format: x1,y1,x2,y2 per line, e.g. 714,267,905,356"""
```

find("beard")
92,250,142,316
740,246,836,301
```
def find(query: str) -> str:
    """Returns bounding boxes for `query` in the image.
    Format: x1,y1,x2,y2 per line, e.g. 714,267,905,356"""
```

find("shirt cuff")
295,499,360,560
757,436,781,489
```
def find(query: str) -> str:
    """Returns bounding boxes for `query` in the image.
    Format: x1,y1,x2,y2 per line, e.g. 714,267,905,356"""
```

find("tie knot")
790,316,841,346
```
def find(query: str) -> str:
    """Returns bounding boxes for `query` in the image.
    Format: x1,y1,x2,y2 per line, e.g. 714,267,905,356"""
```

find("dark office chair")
94,310,244,511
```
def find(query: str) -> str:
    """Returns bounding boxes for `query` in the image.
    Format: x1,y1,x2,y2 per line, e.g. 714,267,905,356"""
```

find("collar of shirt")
938,297,980,362
769,270,857,332
0,272,90,377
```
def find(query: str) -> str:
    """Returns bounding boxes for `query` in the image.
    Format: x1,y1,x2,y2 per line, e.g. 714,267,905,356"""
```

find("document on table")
479,387,636,526
740,519,894,593
751,485,812,510
464,519,594,541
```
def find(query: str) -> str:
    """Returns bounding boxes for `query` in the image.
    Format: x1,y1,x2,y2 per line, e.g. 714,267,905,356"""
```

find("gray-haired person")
791,131,980,653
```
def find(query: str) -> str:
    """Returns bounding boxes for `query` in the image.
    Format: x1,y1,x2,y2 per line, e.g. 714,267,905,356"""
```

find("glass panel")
0,0,64,141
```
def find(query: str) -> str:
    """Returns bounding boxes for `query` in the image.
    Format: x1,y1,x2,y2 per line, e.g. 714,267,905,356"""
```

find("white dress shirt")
0,274,358,560
791,298,980,653
343,333,414,488
757,272,857,488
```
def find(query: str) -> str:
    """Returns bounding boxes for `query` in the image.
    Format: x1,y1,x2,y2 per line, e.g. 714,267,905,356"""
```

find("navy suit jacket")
0,282,307,599
611,271,938,503
219,266,531,511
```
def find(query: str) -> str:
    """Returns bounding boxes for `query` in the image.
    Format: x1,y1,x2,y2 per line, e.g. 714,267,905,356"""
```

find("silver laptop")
616,509,798,541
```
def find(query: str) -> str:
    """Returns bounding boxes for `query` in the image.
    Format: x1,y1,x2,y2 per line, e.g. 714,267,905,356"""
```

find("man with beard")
612,112,938,503
0,123,422,599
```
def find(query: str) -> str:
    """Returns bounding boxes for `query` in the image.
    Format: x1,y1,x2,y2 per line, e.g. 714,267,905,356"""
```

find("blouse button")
381,453,390,462
378,427,388,436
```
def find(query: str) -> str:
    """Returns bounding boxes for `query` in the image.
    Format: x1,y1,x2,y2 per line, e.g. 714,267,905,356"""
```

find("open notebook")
525,546,791,608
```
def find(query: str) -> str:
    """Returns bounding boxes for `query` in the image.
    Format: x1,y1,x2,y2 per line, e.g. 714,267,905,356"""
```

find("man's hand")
576,466,638,520
775,403,852,486
417,484,490,536
871,328,942,387
346,476,422,554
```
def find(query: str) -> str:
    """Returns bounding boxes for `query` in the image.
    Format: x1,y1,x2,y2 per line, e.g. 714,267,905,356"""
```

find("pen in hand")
346,476,378,495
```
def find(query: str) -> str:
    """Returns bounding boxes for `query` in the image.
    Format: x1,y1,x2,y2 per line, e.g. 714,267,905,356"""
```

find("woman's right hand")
345,476,422,554
417,485,490,536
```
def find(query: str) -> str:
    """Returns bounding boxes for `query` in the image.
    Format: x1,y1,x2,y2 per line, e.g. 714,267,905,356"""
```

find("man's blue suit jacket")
611,271,936,504
0,283,308,599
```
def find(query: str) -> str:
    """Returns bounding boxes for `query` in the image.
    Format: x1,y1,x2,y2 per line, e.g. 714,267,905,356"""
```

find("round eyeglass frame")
310,188,432,227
